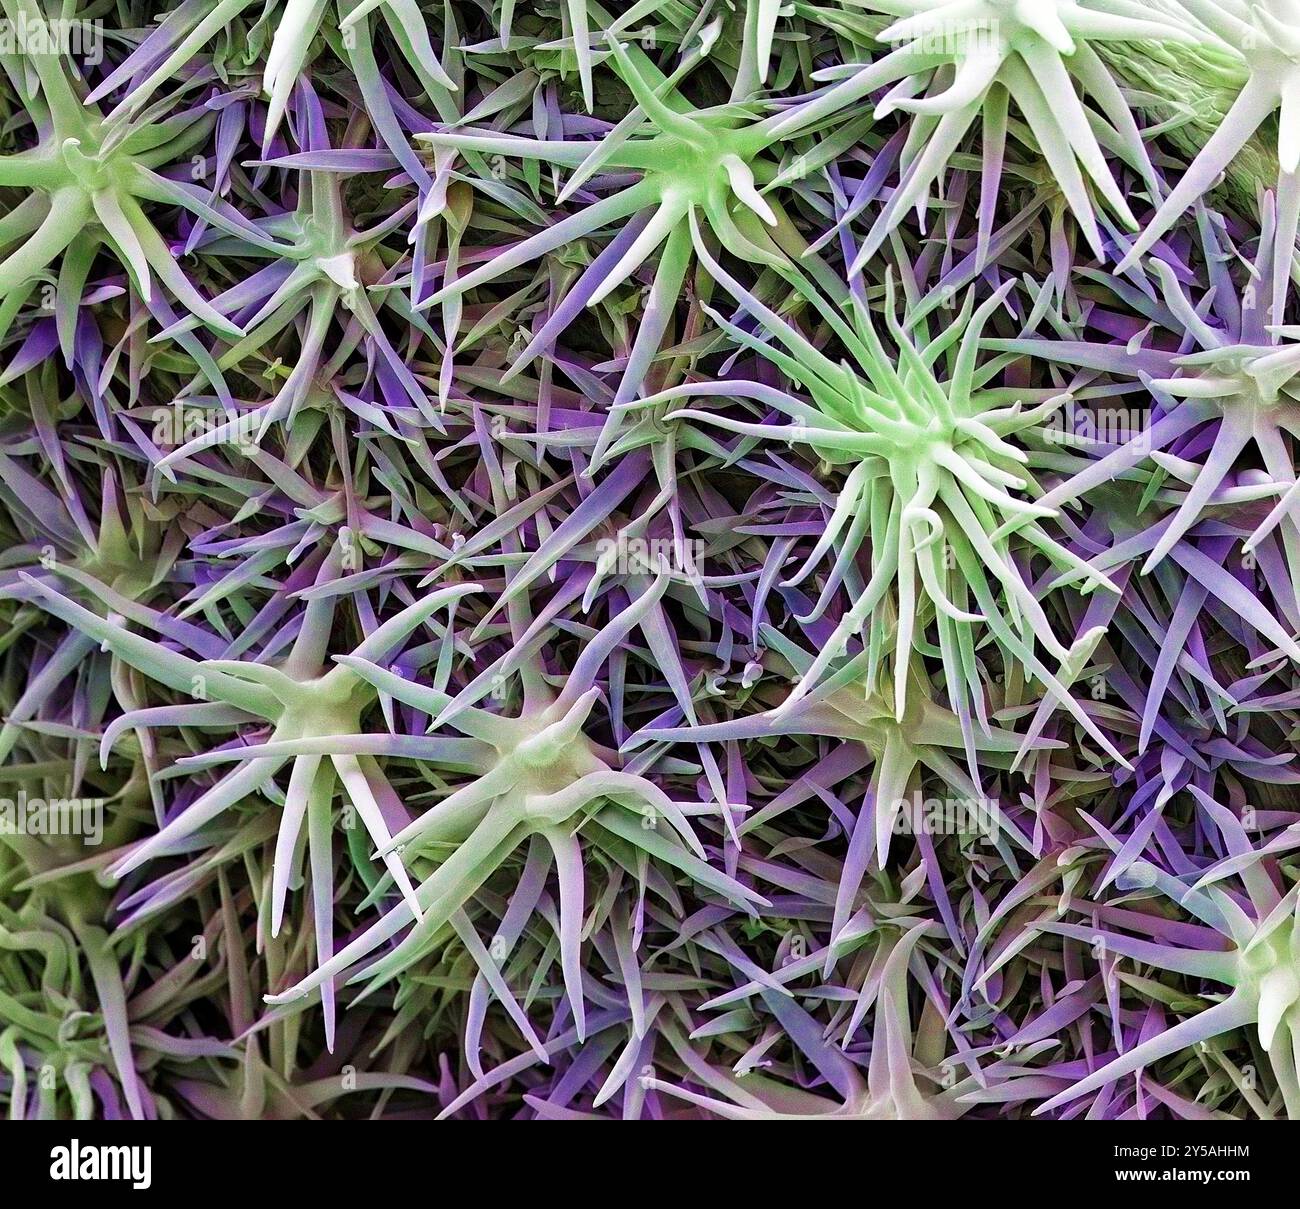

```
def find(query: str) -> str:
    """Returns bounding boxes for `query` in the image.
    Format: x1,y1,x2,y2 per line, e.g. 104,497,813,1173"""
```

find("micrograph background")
2,0,1300,1121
